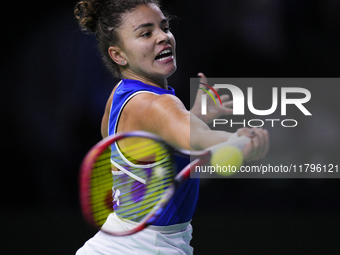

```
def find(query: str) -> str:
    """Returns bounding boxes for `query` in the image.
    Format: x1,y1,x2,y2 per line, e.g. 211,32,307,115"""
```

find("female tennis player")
74,0,269,254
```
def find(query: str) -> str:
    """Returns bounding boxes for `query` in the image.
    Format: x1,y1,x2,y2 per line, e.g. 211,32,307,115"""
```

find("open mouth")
155,49,173,62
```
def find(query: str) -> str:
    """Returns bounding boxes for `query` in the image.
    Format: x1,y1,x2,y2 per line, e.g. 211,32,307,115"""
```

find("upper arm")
122,93,229,150
122,93,193,149
147,95,196,149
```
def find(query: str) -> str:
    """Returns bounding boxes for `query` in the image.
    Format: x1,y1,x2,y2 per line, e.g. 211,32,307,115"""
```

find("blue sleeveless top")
108,79,199,226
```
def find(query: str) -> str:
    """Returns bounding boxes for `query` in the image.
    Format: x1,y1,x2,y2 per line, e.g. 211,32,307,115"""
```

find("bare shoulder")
123,92,191,148
142,93,185,110
126,93,187,123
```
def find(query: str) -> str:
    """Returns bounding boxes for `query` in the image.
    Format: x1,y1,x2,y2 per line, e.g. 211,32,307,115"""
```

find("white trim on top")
109,88,159,184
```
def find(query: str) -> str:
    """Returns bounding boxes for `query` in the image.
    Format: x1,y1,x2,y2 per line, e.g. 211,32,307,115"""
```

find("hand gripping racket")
79,131,250,236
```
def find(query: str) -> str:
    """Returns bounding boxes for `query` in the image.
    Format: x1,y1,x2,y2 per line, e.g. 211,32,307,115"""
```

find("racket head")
79,131,179,235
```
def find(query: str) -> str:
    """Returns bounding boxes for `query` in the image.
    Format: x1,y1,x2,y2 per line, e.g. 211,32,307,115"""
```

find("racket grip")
207,134,251,153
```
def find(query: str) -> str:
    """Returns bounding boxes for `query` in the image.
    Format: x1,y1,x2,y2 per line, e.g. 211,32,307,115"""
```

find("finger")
237,128,255,138
196,73,206,96
198,72,208,85
197,72,205,78
250,135,261,160
222,100,233,108
198,73,219,97
220,107,233,115
212,85,220,93
196,73,207,97
219,94,230,102
253,128,268,160
253,128,266,160
260,129,270,159
239,128,270,161
217,104,233,115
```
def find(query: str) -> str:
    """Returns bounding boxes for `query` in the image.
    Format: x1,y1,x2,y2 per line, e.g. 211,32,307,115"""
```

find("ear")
108,46,127,66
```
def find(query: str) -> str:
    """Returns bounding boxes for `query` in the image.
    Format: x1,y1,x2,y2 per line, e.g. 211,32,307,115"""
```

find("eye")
162,26,171,33
141,31,152,38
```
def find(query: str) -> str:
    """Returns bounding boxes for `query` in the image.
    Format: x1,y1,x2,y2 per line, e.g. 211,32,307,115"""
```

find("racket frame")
79,131,211,236
79,131,230,236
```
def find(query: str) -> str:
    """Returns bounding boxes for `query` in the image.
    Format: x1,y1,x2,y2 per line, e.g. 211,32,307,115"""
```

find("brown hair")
74,0,161,77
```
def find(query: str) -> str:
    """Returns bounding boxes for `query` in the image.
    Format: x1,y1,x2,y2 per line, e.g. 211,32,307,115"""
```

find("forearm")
189,113,233,151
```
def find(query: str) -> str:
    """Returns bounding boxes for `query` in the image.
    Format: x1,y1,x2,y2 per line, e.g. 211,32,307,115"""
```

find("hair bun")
74,0,105,33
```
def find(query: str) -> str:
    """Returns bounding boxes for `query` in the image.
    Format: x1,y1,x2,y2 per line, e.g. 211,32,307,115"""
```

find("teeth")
159,49,171,56
156,55,172,62
157,49,171,57
156,49,172,61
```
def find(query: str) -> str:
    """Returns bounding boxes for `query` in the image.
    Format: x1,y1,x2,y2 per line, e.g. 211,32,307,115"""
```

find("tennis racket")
79,130,250,236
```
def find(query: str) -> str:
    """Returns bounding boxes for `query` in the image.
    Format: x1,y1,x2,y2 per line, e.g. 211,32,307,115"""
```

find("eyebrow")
133,19,169,32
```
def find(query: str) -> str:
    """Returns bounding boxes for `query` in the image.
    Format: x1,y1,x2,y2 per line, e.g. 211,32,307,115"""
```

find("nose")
156,29,170,44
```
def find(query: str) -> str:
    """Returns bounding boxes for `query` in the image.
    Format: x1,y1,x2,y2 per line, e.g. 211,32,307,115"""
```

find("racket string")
89,136,175,227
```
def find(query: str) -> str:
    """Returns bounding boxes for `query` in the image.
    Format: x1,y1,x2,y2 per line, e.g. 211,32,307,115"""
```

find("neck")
121,70,168,89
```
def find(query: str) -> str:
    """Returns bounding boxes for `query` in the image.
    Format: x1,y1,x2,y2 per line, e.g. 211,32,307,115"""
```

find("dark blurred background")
2,0,340,254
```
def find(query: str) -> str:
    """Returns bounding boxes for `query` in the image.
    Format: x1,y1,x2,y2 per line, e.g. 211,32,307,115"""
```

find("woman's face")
114,4,176,86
